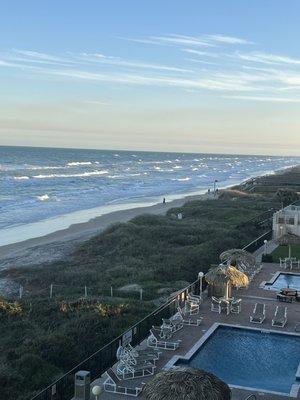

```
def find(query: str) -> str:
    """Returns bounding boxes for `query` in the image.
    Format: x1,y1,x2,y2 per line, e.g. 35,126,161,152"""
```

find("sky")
1,1,300,156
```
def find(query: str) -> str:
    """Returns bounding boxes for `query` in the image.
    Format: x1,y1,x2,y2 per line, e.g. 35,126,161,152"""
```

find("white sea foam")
33,170,109,179
14,176,30,180
108,175,123,179
27,165,64,170
172,177,190,182
67,161,93,166
37,194,50,201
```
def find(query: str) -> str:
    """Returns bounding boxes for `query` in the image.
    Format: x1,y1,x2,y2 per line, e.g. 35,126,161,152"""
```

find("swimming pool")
173,324,300,396
264,272,300,291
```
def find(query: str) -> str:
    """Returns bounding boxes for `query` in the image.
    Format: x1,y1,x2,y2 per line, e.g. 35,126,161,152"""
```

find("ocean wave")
37,194,50,201
33,170,109,179
108,175,123,179
172,177,191,182
67,161,93,166
14,176,30,180
27,165,64,170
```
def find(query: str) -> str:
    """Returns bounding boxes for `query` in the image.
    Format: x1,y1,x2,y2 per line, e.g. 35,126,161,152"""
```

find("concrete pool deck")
263,270,300,291
90,261,300,400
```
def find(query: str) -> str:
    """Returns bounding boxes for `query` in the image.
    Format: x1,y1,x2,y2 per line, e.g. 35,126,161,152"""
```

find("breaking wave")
37,194,50,201
14,176,30,180
67,161,93,166
32,170,109,179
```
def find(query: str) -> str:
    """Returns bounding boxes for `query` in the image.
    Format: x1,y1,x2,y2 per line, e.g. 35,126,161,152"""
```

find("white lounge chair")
116,345,156,379
152,323,173,340
124,344,161,360
250,303,265,324
116,358,156,380
231,298,242,314
147,328,181,350
211,296,221,313
176,307,202,326
103,368,144,396
272,306,287,327
162,317,183,333
220,299,230,315
183,299,199,315
187,293,202,304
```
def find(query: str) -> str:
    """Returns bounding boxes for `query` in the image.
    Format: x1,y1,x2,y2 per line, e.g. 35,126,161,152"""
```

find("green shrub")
262,254,273,262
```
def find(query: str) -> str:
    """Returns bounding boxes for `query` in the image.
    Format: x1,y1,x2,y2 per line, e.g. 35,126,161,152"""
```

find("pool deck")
90,259,300,400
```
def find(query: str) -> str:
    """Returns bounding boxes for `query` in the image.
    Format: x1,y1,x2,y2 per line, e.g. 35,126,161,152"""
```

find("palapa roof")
205,265,249,287
142,367,231,400
219,249,256,271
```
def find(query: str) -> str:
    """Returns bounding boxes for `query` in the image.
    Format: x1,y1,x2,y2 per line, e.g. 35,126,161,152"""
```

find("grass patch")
271,245,300,262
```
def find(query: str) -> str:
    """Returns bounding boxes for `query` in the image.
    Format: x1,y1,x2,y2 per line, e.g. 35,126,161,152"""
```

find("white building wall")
273,205,300,238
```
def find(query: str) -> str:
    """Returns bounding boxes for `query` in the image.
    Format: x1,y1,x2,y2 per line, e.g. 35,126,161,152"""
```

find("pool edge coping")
163,322,300,398
263,270,300,292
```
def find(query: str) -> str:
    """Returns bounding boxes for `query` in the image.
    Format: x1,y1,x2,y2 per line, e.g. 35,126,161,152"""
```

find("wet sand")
0,192,214,269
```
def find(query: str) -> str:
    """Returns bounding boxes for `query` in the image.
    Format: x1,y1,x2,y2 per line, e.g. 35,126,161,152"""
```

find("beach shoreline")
0,191,213,268
0,164,298,270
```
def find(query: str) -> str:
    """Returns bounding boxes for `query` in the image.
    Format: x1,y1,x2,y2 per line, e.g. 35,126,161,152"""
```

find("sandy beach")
0,164,298,272
0,191,214,270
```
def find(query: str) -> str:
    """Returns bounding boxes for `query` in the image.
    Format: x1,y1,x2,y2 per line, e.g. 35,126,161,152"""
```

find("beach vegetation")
0,191,281,399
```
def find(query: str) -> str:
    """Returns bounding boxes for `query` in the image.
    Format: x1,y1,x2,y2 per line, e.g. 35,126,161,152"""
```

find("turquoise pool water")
266,273,300,291
176,325,300,394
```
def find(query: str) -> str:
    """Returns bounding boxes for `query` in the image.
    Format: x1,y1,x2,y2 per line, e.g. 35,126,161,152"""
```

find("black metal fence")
30,279,202,400
242,230,272,253
30,231,270,400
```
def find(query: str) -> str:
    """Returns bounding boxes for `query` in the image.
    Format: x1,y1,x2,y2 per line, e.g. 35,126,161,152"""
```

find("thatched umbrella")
277,232,300,259
205,265,249,299
219,249,256,272
143,367,231,400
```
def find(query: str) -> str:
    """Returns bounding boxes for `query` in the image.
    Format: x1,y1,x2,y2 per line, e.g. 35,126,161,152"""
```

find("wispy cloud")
10,49,77,66
149,34,214,47
182,48,220,58
236,51,300,66
84,100,113,106
78,52,194,73
223,95,300,103
123,33,252,48
204,34,253,45
1,33,300,101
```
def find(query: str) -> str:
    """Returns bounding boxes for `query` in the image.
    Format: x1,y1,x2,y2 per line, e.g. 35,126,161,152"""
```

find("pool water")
176,325,300,394
267,273,300,291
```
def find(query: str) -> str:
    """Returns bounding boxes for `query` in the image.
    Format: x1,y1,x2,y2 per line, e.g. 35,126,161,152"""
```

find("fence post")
50,284,53,299
140,289,143,301
84,286,88,298
19,285,23,299
111,286,113,297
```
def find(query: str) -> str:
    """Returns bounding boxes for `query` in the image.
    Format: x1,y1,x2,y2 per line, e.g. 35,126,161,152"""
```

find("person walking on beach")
163,197,166,204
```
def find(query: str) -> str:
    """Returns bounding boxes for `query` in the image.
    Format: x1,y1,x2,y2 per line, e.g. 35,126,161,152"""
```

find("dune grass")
0,191,280,400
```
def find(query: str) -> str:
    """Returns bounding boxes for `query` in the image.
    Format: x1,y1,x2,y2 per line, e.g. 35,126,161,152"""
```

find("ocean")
0,146,299,246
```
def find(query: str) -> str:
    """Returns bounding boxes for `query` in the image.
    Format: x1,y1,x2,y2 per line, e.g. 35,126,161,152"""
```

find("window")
287,218,295,225
278,217,284,224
